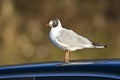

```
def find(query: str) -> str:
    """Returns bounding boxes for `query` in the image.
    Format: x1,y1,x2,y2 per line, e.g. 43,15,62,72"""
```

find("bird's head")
46,18,62,28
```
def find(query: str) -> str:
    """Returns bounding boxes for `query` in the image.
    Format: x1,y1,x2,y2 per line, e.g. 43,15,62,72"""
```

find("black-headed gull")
46,18,107,63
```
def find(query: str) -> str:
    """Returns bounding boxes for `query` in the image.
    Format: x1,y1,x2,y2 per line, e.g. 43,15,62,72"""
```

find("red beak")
46,24,50,27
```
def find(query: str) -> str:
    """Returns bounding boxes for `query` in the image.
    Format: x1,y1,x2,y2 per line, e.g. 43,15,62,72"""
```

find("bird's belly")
49,37,84,51
49,34,68,50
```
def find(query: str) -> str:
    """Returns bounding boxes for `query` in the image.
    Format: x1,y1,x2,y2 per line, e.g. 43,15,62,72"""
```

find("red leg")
65,50,70,64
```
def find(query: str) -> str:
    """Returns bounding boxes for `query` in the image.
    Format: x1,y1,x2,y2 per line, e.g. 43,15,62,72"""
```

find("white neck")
50,21,63,38
51,24,63,33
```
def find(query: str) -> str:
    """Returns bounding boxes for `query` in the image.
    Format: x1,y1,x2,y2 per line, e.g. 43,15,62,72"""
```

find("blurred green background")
0,0,120,65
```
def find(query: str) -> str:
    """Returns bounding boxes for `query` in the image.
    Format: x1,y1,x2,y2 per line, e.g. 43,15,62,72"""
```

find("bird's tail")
92,43,107,48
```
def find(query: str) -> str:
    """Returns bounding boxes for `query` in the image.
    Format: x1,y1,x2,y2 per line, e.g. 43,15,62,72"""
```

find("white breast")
49,27,68,50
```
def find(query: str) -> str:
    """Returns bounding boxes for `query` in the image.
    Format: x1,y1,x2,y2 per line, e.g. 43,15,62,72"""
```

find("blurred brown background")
0,0,120,65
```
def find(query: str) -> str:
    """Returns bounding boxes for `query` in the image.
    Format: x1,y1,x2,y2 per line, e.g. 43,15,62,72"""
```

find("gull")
46,18,107,64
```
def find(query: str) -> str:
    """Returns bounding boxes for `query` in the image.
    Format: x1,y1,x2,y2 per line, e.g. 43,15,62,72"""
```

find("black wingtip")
92,43,107,48
104,44,107,48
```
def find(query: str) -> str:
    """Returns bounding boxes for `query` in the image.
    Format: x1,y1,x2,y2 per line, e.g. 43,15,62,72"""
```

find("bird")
46,18,107,64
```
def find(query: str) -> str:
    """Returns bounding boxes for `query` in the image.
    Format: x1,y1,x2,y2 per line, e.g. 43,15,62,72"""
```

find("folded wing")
57,28,92,48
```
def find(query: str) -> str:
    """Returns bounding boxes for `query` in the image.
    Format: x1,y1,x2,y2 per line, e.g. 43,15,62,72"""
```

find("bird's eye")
52,21,58,27
53,21,56,24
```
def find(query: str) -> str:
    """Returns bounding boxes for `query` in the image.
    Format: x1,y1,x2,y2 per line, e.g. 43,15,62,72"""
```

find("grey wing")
57,29,92,47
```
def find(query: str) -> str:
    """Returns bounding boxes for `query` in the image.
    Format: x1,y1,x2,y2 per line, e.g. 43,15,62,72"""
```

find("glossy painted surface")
0,59,120,79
